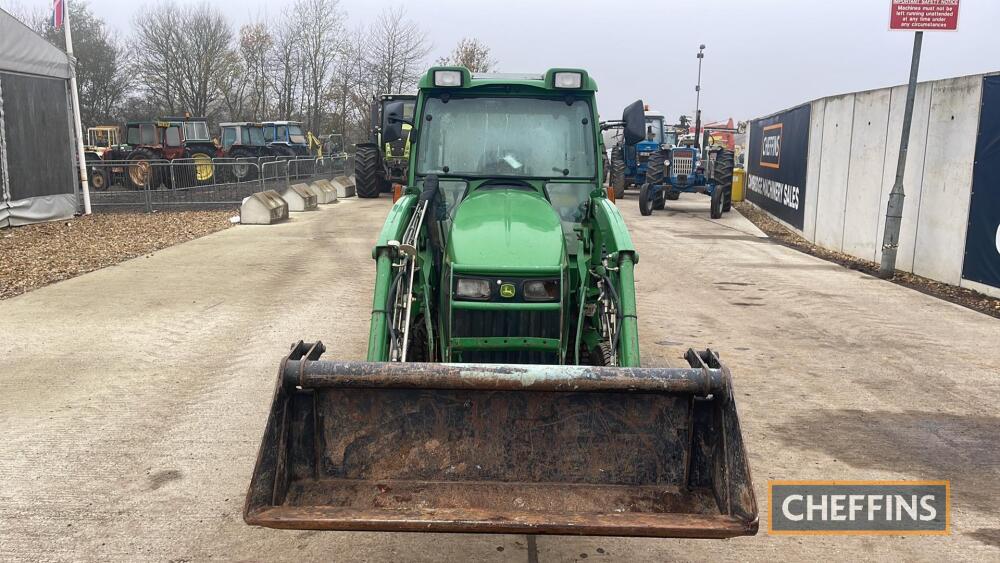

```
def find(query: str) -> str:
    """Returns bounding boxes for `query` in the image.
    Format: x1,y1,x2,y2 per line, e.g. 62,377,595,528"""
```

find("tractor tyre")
610,148,626,199
645,150,668,210
638,183,654,216
588,341,615,367
229,148,259,182
710,188,724,219
355,145,382,198
407,316,431,362
713,149,735,212
665,191,680,200
126,148,158,190
187,148,216,187
88,166,110,191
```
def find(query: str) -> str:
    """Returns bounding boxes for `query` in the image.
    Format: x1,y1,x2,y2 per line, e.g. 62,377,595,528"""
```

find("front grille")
671,151,694,176
452,309,560,364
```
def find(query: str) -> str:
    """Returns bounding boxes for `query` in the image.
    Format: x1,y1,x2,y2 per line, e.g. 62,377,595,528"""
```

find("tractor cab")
85,126,121,154
161,116,221,183
124,121,185,158
220,122,272,181
608,107,671,197
220,122,271,154
262,120,309,157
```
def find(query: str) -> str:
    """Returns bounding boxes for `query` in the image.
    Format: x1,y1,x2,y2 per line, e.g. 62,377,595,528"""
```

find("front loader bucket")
244,341,758,538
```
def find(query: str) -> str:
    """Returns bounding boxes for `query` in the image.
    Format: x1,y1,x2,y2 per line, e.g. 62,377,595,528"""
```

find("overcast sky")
7,0,1000,122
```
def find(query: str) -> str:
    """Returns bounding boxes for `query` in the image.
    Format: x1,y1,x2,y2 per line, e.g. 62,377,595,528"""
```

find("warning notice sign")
890,0,960,31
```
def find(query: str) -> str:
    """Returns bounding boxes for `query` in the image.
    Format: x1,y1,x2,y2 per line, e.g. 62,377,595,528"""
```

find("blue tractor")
608,110,678,199
637,132,735,219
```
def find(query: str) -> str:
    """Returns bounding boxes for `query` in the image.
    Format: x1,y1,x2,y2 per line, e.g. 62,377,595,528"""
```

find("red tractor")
101,117,222,189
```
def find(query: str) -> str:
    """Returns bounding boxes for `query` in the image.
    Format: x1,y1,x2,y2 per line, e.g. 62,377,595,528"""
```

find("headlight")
523,280,559,301
434,70,463,87
455,278,490,300
553,72,582,89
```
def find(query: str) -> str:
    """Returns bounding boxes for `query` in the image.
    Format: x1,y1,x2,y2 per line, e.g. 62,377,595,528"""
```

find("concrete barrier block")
281,183,318,211
240,190,289,225
331,175,356,198
310,179,339,204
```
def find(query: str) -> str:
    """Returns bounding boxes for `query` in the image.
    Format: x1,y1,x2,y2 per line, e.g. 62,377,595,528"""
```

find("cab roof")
418,66,598,92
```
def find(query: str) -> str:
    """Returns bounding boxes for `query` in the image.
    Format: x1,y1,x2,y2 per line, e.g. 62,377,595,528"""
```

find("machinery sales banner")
961,75,1000,290
747,104,811,230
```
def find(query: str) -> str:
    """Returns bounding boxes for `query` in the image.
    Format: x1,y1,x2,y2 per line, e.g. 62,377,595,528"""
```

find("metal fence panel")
84,155,351,212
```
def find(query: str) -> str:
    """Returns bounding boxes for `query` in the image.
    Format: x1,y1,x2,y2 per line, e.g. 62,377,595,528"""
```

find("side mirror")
622,99,646,146
382,100,410,144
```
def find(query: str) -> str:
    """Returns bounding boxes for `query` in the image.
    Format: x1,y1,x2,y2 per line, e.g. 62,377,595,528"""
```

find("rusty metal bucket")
244,341,758,537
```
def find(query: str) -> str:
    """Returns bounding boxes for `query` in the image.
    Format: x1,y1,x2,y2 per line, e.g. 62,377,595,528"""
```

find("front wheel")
710,188,724,219
610,148,626,199
639,183,654,216
89,167,109,191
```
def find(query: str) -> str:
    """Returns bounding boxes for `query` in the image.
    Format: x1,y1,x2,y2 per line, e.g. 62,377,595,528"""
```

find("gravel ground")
0,211,235,300
735,201,1000,319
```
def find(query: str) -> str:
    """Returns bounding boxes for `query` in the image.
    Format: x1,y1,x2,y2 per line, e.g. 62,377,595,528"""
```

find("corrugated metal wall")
1,72,75,200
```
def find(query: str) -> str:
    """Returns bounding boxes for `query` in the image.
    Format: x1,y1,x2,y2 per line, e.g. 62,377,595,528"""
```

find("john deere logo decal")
500,283,516,298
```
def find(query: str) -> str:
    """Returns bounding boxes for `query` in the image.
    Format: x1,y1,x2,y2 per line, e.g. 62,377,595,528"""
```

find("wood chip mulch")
0,211,235,300
735,201,1000,319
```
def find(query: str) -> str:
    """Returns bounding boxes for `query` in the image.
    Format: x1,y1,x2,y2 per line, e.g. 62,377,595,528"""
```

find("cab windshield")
645,117,663,143
416,96,595,179
183,121,210,141
249,127,266,146
288,125,307,144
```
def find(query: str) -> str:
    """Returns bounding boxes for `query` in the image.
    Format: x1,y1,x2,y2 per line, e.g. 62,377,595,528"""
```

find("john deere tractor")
354,94,416,198
245,67,757,538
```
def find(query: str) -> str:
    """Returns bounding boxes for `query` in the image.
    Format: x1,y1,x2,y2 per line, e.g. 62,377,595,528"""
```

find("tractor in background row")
163,116,223,185
638,125,738,219
608,108,678,199
262,120,310,157
220,122,274,181
94,119,221,190
84,126,128,190
354,94,416,198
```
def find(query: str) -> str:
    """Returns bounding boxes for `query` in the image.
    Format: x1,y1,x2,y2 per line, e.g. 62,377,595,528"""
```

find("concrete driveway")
1,193,997,562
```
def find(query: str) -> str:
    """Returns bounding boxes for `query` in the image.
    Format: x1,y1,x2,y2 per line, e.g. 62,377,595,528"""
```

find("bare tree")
332,25,376,140
292,0,344,133
239,22,274,120
175,4,233,117
130,4,184,115
131,3,233,118
367,6,431,95
436,37,497,73
271,16,302,120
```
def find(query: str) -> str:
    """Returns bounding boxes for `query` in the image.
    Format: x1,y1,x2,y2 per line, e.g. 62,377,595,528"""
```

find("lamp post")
694,44,705,149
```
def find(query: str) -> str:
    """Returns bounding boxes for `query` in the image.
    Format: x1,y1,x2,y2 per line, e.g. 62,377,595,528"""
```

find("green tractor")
354,94,416,198
245,67,757,538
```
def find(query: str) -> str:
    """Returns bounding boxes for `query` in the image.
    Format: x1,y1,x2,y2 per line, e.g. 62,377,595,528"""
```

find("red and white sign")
890,0,960,31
